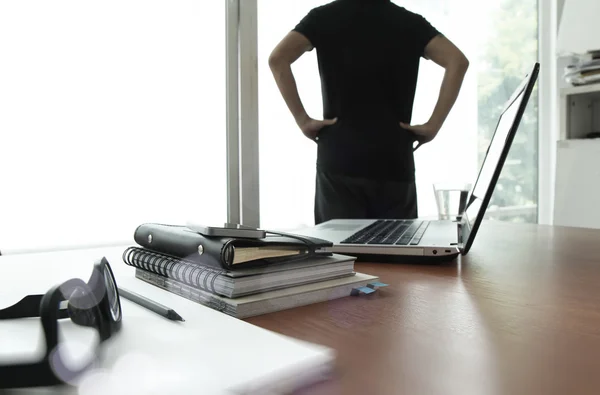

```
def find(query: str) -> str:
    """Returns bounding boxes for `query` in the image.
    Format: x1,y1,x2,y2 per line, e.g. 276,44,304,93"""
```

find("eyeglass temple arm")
0,295,69,320
0,361,61,388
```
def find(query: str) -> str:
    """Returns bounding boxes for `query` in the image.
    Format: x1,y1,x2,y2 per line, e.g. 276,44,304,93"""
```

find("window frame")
537,0,559,225
230,0,260,228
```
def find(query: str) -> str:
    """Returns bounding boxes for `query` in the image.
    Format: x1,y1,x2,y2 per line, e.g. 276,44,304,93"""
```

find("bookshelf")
554,83,600,228
559,83,600,140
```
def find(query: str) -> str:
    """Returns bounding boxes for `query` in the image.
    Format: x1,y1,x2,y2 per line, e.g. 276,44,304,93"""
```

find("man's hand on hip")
298,116,338,141
400,121,440,151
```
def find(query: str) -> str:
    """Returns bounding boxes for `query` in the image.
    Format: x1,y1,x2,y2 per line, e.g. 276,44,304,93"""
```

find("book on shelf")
564,54,600,86
133,223,333,270
122,246,357,298
135,269,384,319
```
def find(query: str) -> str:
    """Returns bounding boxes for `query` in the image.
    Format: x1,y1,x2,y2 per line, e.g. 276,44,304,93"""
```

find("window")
0,1,227,252
258,1,325,230
399,0,539,223
257,0,539,228
475,0,539,223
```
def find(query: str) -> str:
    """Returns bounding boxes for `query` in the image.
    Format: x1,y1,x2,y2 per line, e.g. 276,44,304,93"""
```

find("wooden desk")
246,222,600,395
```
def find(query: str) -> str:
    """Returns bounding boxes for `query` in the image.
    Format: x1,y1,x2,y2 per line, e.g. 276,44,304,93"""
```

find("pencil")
118,287,185,322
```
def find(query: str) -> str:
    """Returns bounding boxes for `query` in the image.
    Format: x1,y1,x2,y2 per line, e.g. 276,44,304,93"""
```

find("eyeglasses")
0,257,122,389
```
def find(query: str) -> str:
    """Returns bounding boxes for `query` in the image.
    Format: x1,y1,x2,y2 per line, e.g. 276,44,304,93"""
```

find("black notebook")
133,223,333,270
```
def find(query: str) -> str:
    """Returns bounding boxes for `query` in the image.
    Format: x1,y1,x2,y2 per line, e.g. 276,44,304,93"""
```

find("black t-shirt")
293,0,440,181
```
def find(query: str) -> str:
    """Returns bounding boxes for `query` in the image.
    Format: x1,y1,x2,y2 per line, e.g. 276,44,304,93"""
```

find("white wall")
538,0,596,225
550,0,600,228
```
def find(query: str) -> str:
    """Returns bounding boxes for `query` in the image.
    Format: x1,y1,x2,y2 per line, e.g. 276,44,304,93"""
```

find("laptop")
292,62,540,263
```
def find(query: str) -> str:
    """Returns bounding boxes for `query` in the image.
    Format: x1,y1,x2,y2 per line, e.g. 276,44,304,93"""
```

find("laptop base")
349,251,460,264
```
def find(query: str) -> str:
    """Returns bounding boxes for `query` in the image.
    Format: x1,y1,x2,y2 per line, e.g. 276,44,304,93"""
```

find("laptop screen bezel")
458,62,540,254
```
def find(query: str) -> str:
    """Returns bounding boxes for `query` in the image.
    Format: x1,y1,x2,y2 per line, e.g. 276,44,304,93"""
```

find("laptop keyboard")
340,220,430,246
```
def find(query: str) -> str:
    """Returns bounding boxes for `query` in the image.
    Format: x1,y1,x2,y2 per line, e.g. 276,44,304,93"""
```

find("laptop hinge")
457,221,465,252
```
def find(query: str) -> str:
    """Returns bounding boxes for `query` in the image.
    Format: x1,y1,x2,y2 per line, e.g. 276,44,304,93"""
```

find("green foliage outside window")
477,0,539,223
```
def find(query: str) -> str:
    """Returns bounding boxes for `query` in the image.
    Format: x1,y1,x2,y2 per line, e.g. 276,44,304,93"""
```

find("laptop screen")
459,63,539,254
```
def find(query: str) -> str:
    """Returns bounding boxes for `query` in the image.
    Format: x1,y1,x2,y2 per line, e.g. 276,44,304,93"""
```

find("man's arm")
423,35,470,130
268,31,337,140
401,35,469,150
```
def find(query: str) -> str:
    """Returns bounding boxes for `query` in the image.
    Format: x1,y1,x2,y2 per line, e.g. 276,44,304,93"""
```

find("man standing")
268,0,469,224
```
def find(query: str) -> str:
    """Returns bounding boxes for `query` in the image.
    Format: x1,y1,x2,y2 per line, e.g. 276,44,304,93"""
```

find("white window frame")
229,0,260,228
226,0,241,225
538,0,559,225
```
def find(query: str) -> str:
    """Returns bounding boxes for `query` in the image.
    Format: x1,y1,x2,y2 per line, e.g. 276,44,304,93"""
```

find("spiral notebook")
136,270,381,319
123,246,356,298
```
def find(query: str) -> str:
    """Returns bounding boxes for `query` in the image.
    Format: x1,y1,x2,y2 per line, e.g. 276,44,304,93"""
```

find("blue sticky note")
351,286,376,296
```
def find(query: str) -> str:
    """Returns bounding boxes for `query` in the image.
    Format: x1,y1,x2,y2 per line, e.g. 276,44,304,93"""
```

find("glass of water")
433,182,472,221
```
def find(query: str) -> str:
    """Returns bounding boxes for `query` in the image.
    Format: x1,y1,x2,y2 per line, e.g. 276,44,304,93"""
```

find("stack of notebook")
122,223,386,318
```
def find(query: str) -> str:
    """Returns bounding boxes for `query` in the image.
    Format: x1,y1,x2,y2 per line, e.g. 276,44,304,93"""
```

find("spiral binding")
122,247,224,295
124,224,330,295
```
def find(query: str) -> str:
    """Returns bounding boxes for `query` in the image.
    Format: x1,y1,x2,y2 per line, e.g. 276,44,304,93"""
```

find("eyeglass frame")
0,257,122,389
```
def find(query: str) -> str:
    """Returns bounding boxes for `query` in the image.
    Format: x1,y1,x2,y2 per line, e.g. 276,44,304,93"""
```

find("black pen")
118,287,185,322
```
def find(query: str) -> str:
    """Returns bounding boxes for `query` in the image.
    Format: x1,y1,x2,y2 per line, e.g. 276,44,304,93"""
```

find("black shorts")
314,168,418,224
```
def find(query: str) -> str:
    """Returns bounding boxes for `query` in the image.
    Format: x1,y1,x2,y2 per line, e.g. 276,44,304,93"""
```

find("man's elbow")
268,52,289,72
452,53,469,74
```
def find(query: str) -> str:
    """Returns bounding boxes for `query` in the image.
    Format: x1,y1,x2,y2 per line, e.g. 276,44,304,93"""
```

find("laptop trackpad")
419,220,457,246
